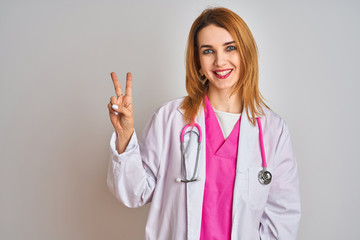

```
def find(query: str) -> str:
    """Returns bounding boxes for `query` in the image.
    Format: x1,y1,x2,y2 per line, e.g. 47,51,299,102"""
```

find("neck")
207,87,242,113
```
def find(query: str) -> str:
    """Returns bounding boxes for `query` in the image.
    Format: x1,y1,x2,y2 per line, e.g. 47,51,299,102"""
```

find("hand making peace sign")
107,72,134,153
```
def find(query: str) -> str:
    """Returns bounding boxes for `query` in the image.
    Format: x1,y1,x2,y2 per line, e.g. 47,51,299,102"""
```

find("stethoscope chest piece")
258,169,272,185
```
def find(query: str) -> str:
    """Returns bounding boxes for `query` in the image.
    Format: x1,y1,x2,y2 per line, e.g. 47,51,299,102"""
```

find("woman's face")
197,24,241,93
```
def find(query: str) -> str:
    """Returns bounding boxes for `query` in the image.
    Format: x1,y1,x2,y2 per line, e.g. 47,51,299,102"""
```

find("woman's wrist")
116,128,134,154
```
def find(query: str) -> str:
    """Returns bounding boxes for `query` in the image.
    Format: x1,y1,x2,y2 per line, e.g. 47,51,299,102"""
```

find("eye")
226,45,237,51
203,49,214,54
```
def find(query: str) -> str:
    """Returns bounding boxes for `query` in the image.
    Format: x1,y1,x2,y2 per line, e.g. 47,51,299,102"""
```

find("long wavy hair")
180,7,270,126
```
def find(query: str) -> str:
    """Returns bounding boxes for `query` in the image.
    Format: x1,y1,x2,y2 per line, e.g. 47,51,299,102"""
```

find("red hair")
181,7,270,126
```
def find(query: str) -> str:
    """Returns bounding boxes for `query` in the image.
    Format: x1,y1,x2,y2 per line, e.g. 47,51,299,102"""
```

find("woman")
107,7,301,240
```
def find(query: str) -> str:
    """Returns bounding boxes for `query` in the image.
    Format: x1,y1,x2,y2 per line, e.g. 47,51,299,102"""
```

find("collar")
177,98,262,120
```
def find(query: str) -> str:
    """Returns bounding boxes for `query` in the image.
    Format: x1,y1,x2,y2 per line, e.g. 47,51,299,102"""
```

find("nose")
214,52,226,67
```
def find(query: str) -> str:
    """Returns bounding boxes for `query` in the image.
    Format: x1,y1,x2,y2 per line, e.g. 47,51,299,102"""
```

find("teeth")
215,70,232,76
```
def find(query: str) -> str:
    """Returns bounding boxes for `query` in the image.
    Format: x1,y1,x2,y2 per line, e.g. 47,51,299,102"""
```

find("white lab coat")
107,97,301,240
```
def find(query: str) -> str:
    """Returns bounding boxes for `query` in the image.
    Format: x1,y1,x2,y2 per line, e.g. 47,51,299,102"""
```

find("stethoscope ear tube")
177,125,202,183
176,178,201,183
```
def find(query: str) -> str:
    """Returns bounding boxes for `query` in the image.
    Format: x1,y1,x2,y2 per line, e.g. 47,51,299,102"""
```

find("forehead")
197,24,234,45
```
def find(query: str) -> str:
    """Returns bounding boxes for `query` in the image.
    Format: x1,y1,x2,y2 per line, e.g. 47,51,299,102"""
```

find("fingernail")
112,104,119,110
114,111,118,115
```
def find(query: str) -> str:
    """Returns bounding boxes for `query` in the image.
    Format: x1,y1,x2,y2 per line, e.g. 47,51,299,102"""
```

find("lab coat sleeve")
259,121,301,240
107,112,162,208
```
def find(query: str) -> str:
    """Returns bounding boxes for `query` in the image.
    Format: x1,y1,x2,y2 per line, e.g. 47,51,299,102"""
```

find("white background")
1,0,359,239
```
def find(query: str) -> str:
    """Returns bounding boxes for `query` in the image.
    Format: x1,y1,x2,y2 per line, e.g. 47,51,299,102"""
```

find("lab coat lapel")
177,104,206,240
231,108,259,238
236,109,258,171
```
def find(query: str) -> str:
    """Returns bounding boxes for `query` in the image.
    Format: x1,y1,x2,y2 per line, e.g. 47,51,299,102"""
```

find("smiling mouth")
213,69,233,79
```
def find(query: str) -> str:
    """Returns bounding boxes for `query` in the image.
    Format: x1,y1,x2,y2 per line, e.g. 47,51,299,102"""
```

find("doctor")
107,7,301,240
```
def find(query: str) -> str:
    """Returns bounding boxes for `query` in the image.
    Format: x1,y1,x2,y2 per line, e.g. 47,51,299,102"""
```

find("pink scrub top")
200,96,241,240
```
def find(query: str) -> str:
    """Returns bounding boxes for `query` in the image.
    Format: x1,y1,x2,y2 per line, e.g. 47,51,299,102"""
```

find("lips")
213,69,233,79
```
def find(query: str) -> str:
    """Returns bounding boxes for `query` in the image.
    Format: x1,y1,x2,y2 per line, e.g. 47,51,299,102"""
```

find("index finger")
111,72,122,97
125,72,132,97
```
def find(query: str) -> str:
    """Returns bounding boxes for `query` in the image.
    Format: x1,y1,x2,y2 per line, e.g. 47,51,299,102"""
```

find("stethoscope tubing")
178,117,271,185
180,123,202,143
256,117,267,169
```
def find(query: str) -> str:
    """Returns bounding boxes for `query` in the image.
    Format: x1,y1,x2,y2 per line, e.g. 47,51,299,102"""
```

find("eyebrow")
199,41,236,49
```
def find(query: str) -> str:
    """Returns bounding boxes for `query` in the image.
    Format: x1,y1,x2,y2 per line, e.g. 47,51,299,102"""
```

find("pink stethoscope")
176,118,272,185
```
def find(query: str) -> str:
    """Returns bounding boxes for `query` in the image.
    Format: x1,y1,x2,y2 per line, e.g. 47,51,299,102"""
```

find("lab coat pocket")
248,167,271,209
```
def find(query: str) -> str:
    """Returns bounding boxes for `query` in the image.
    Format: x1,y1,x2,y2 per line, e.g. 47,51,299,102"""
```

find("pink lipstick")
213,69,233,79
